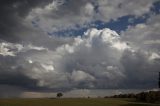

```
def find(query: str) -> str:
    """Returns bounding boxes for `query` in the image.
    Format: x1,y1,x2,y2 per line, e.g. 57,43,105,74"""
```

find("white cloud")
0,41,47,57
28,59,33,64
83,28,130,51
25,0,157,33
0,0,160,97
83,3,94,17
71,70,95,82
26,44,47,51
1,27,159,91
97,0,156,20
45,0,63,11
149,52,160,60
0,43,16,56
144,40,160,45
17,28,131,89
112,42,130,51
41,64,54,72
121,14,160,52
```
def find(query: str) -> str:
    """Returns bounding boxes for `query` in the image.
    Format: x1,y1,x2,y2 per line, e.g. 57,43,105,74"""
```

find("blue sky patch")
40,1,160,37
151,1,160,14
49,14,149,37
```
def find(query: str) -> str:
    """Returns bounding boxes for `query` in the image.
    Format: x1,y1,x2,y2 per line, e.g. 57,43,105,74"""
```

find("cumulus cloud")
0,0,160,98
0,0,158,43
71,70,94,82
96,0,157,21
1,27,159,94
20,28,130,89
0,43,16,56
121,14,160,55
26,0,157,33
120,13,160,88
0,41,47,56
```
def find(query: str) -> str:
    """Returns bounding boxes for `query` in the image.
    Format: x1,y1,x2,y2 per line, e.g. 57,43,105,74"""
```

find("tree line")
104,91,160,103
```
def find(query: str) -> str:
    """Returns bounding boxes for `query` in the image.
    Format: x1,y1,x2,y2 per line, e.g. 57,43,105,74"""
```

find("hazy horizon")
1,88,158,98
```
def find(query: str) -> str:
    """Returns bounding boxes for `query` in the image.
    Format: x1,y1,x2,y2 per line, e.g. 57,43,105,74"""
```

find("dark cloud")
0,0,160,98
0,55,37,89
1,28,158,92
0,0,157,42
121,50,159,89
0,0,53,42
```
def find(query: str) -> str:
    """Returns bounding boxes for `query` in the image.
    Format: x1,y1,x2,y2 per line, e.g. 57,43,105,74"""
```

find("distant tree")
57,92,63,98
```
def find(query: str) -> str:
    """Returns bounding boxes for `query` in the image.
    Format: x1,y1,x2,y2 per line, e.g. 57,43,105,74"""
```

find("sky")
0,0,160,98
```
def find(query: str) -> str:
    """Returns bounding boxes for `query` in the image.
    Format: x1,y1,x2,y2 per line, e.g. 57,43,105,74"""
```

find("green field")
0,98,159,106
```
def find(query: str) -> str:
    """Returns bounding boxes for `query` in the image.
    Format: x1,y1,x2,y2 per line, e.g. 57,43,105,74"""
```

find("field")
0,98,160,106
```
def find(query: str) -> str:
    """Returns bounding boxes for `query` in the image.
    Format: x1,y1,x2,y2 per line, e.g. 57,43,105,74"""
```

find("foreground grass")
0,98,159,106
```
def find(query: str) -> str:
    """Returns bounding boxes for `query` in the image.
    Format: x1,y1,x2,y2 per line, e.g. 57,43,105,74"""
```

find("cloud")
25,0,157,33
96,0,157,21
149,52,160,60
0,0,157,49
120,14,160,88
0,41,47,57
121,14,160,53
71,70,95,88
0,0,160,98
1,27,159,93
0,0,157,43
0,43,16,56
0,0,52,41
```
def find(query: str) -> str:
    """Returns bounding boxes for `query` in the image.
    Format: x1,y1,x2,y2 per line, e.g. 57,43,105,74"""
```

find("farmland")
0,98,159,106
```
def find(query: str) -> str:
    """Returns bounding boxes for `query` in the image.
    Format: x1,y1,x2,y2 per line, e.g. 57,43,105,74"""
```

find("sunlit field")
0,98,159,106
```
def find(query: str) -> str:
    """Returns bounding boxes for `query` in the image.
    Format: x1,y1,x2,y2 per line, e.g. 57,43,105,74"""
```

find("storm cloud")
0,0,160,98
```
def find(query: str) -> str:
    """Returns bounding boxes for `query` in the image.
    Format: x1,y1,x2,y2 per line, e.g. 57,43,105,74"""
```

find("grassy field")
0,98,159,106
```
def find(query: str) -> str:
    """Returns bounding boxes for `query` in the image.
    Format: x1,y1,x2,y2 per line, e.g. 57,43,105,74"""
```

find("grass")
0,98,160,106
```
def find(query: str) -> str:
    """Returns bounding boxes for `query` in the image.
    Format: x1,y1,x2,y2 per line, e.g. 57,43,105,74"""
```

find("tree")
57,92,63,98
